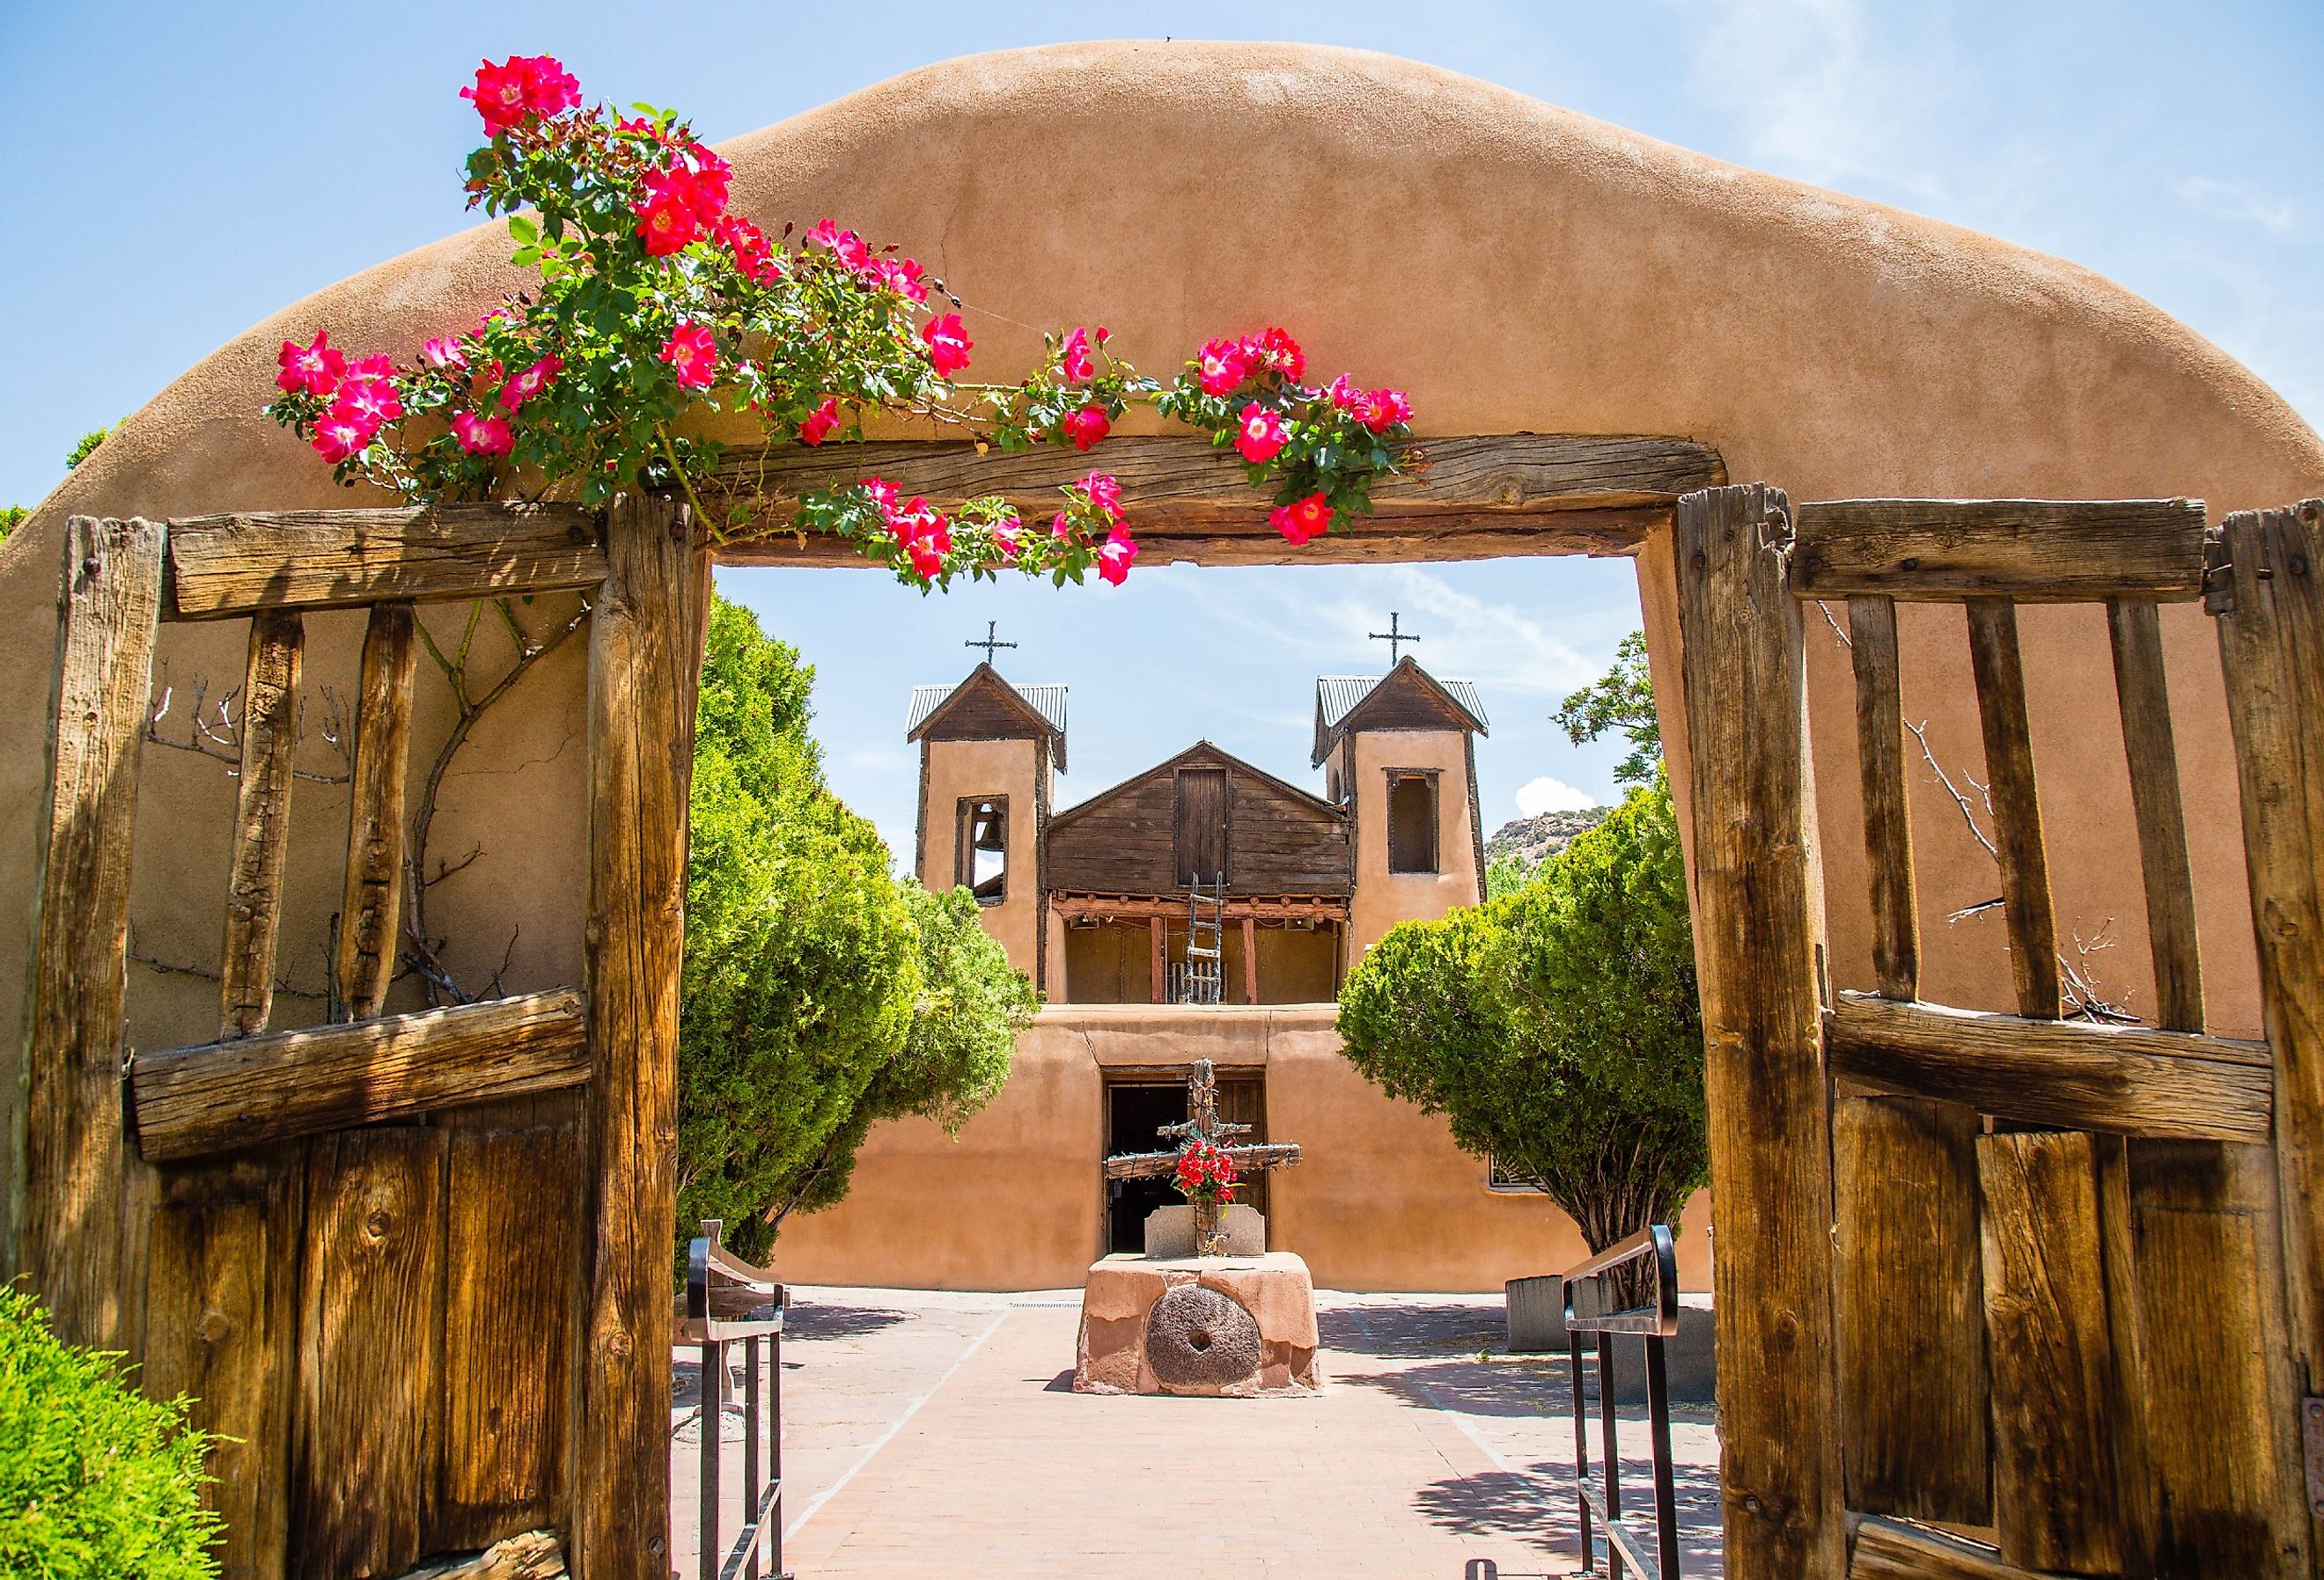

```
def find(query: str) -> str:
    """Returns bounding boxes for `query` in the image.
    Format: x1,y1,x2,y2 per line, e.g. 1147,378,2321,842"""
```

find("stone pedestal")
1075,1251,1321,1397
1143,1203,1266,1258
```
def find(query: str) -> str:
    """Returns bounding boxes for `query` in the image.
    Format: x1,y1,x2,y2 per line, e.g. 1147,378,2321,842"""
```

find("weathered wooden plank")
2122,1140,2311,1576
165,503,605,619
1978,1129,2122,1573
1827,992,2270,1144
1850,1518,2039,1580
1848,595,1919,1000
1150,915,1167,1005
1794,498,2207,601
573,496,702,1580
1242,916,1259,1005
131,989,589,1163
219,609,303,1039
2107,598,2205,1033
1965,599,2061,1019
714,432,1725,523
2212,499,2324,1566
142,1156,302,1580
1673,484,1843,1580
17,515,165,1345
337,602,418,1020
2092,1136,2158,1577
292,1126,446,1579
435,1111,581,1551
1834,1095,1991,1524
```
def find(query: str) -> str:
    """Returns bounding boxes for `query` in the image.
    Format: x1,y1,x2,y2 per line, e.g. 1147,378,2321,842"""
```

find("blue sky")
4,2,2318,859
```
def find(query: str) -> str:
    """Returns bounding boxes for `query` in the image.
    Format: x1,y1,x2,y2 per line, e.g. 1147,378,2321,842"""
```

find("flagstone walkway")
673,1286,1724,1579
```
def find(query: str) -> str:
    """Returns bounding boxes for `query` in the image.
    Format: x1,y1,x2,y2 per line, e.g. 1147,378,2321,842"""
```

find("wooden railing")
1563,1225,1685,1580
683,1220,788,1580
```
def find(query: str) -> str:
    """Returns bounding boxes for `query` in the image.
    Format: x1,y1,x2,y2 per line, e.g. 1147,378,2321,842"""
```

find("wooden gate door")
10,497,701,1580
1675,485,2324,1580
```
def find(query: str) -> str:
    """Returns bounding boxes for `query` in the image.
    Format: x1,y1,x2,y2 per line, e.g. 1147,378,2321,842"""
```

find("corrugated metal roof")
906,678,1069,739
1313,672,1488,731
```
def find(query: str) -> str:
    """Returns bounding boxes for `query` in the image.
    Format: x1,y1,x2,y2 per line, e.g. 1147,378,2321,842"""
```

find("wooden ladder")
1180,871,1225,1004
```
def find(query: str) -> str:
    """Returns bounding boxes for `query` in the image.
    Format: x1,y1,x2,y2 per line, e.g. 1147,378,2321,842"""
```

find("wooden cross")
1103,1061,1302,1253
1369,611,1421,665
966,621,1017,665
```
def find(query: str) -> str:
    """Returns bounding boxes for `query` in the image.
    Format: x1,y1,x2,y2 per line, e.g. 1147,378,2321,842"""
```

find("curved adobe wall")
2,42,2319,1224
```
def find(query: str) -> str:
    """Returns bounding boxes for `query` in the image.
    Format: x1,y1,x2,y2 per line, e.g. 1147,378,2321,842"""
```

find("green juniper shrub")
675,597,1034,1268
0,1285,221,1579
1339,775,1705,1260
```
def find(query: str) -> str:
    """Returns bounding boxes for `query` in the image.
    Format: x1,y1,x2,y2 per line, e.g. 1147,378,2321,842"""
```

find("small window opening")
958,797,1008,903
1386,772,1438,875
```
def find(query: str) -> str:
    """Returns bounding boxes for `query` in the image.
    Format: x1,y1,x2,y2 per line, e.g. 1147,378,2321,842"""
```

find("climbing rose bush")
266,55,1420,589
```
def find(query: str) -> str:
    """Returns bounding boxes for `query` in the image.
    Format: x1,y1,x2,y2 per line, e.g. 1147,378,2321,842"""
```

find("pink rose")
461,57,536,136
312,405,377,464
871,256,929,304
1081,472,1123,524
1196,336,1251,398
658,321,718,389
993,514,1025,558
1270,493,1332,546
1096,532,1138,586
715,215,783,284
1063,404,1111,452
1258,327,1305,381
1234,402,1288,464
798,397,841,447
421,336,468,370
452,410,514,456
276,331,345,396
335,372,403,428
501,354,563,409
1061,327,1096,383
921,312,972,378
1355,387,1413,432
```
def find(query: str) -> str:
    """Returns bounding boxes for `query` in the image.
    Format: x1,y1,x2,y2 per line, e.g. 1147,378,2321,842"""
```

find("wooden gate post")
573,495,703,1579
1673,484,1844,1580
2214,498,2324,1569
11,516,165,1349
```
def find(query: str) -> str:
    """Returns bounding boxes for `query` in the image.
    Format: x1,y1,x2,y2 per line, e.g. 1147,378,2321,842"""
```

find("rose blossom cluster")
1173,1140,1239,1202
1159,326,1417,547
268,54,1422,586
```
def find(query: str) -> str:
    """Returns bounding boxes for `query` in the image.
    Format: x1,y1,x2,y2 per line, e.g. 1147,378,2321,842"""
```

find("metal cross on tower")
1369,611,1422,666
966,621,1018,665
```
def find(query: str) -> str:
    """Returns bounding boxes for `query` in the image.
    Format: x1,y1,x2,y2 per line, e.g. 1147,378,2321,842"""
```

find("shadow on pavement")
784,1300,916,1340
1319,1301,1505,1359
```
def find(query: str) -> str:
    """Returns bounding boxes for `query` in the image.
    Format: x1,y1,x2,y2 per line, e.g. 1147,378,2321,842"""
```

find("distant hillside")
1486,807,1608,870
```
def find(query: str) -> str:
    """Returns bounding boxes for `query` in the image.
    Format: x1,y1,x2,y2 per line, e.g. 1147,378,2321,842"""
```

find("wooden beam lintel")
1051,892,1350,923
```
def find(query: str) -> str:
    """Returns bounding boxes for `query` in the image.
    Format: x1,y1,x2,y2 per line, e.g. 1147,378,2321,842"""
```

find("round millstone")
1144,1282,1262,1389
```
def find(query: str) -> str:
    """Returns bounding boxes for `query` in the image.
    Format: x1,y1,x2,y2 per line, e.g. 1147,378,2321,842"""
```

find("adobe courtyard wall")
767,1004,1712,1293
3,41,2321,1254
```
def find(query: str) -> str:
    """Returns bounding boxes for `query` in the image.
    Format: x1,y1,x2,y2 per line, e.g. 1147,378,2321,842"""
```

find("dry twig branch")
146,672,353,784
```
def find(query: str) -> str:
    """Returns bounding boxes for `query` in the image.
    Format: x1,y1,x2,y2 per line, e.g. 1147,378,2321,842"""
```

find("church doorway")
1102,1071,1269,1252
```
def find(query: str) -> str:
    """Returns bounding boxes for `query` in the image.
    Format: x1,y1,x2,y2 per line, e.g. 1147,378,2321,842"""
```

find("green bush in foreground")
0,1286,219,1578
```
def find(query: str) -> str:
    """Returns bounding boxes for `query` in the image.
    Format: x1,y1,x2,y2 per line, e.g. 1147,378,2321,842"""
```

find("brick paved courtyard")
673,1287,1723,1579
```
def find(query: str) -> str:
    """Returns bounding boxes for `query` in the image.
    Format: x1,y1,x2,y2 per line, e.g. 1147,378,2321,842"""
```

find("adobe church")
771,645,1714,1293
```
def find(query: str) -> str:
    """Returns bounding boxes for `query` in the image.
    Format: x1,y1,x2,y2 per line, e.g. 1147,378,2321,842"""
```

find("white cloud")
1517,775,1598,815
2173,176,2297,234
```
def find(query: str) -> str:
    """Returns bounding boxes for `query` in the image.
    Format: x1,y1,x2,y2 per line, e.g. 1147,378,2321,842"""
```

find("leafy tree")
675,596,1032,1266
1339,776,1705,1256
64,424,115,472
1554,630,1660,787
0,505,22,542
0,1287,221,1577
771,881,1037,1227
1484,852,1533,900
